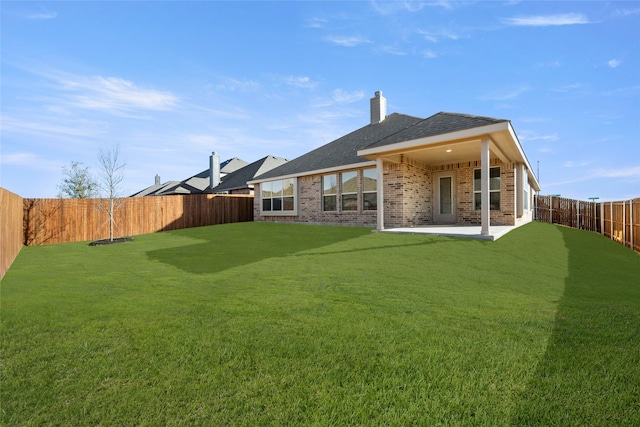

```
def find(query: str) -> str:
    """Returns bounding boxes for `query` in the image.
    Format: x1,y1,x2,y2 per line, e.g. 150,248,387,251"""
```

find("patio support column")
376,156,384,231
481,138,491,236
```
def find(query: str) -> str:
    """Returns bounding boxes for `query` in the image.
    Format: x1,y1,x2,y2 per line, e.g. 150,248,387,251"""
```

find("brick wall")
254,159,520,228
382,158,432,228
254,172,377,227
450,160,516,226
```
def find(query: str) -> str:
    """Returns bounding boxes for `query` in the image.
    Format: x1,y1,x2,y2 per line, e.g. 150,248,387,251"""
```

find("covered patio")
357,115,541,235
379,224,522,241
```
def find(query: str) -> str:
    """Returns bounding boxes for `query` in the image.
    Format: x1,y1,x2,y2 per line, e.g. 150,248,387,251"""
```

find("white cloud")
536,60,561,68
331,89,365,104
422,49,438,59
417,29,460,43
311,89,365,108
27,11,57,20
613,8,640,17
479,86,529,101
1,152,39,166
215,78,260,92
545,166,640,188
552,83,584,93
518,131,559,142
284,76,318,89
371,0,457,15
325,35,372,47
595,166,640,179
0,115,109,139
306,17,328,28
380,45,408,56
0,151,61,172
502,13,590,26
563,160,591,168
60,76,178,114
608,59,621,68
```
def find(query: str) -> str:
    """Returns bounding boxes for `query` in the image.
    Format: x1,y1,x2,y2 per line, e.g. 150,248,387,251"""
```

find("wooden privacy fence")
535,195,640,254
1,188,24,281
22,194,254,246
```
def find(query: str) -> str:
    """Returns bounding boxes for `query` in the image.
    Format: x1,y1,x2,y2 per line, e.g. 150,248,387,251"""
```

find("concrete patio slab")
379,225,517,241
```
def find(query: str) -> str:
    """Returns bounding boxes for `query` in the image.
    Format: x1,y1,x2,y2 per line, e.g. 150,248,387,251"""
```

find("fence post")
631,200,634,252
622,200,626,248
600,202,605,236
609,202,614,241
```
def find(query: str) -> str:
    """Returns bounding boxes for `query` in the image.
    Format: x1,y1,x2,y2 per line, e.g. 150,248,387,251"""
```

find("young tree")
97,145,126,241
57,161,98,198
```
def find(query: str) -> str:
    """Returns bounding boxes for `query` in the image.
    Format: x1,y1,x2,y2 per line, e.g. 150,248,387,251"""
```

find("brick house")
249,91,541,236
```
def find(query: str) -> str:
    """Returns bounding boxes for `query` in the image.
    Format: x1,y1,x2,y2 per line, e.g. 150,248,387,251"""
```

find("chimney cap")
370,91,387,124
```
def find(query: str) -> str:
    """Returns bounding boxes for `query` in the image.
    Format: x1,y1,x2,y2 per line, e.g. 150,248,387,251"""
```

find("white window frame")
322,174,337,212
341,171,358,211
474,167,501,211
260,178,298,216
362,168,377,211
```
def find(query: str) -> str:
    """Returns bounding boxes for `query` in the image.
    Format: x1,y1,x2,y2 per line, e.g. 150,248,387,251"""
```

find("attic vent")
370,91,387,124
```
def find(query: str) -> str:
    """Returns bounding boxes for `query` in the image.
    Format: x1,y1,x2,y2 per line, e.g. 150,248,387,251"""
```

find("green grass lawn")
1,221,639,425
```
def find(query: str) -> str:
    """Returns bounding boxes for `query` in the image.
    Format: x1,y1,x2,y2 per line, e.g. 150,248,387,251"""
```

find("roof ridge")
435,111,507,122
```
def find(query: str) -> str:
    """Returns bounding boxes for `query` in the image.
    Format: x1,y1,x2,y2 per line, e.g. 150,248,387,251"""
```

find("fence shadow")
146,223,372,275
510,226,640,424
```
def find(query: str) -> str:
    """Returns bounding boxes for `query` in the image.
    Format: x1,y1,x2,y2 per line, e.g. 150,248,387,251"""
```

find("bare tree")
97,145,126,241
57,161,98,198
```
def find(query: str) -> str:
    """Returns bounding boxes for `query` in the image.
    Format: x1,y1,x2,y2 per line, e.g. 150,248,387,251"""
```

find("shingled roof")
208,155,289,193
253,113,422,181
367,112,508,149
252,111,507,182
131,157,249,197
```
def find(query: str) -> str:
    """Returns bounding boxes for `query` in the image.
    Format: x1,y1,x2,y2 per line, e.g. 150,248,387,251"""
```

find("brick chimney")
370,91,387,124
210,152,221,189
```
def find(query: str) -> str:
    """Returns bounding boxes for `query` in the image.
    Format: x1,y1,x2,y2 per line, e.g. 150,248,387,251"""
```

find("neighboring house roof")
208,155,289,193
131,157,249,197
253,113,423,181
181,157,251,193
130,181,182,197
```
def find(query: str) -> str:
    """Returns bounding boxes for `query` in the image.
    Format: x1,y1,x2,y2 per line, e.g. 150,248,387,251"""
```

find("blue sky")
1,1,639,201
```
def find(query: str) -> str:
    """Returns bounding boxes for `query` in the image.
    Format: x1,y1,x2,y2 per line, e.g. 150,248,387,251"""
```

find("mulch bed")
88,237,134,246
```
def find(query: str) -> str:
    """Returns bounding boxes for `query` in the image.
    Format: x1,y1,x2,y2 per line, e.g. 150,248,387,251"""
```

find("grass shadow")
146,222,374,275
511,226,640,425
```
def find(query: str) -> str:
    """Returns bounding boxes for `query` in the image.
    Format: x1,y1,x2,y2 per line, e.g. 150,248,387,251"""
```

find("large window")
362,168,377,210
474,167,500,211
261,178,296,214
322,174,337,211
341,171,358,211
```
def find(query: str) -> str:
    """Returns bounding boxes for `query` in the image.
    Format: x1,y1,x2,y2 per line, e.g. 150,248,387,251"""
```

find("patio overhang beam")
366,137,508,168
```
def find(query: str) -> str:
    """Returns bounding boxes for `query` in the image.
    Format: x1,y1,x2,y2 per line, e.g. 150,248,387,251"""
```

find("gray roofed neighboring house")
208,155,289,194
131,156,249,197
